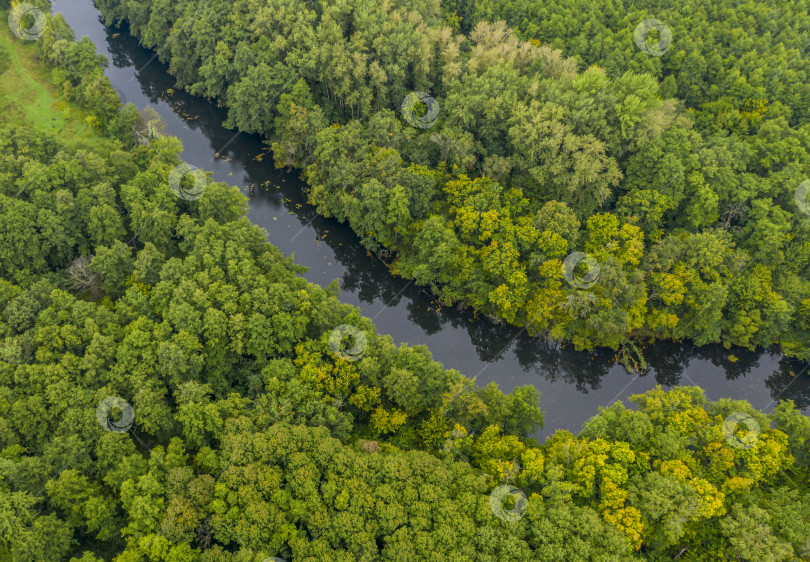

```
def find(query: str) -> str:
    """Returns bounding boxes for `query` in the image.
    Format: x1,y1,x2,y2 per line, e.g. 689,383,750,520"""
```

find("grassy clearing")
0,10,103,144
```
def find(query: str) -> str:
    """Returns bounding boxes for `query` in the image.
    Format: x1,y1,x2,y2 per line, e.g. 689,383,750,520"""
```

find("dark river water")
52,0,810,440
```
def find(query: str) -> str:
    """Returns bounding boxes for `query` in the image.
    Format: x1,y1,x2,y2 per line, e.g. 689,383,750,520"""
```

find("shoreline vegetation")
0,2,808,560
90,0,810,364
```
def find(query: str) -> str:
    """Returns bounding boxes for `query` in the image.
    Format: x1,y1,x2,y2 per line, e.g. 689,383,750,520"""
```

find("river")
52,0,810,439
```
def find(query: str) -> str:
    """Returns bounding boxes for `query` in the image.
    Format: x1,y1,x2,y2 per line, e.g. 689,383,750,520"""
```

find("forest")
1,1,809,560
87,0,810,362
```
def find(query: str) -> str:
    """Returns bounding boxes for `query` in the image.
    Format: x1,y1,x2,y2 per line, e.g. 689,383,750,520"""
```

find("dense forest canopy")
91,0,810,362
0,1,808,560
451,0,810,128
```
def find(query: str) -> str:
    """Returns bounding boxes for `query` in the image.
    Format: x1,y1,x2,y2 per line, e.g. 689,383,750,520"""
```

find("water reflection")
54,1,810,438
768,355,810,409
515,339,614,392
